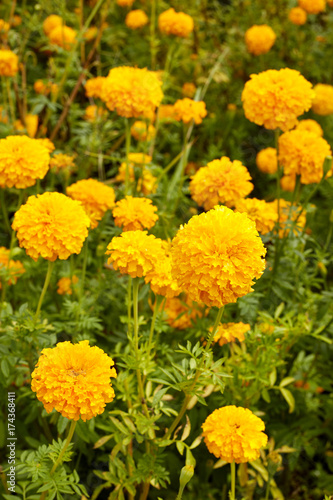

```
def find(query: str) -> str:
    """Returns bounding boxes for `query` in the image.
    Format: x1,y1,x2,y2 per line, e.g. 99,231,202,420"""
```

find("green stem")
150,0,157,70
124,118,131,195
230,461,236,500
6,78,15,124
34,261,55,324
80,236,89,299
0,189,12,234
264,477,270,500
146,294,163,366
127,276,132,334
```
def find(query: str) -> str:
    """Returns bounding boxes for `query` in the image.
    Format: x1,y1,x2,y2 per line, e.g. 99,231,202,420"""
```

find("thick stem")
34,261,55,324
230,461,236,500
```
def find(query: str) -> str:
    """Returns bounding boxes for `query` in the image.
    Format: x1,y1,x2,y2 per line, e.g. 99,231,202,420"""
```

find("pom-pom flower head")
125,10,149,29
48,25,77,50
295,119,323,136
67,178,116,229
235,198,278,235
288,7,307,25
202,406,268,463
212,322,250,346
131,121,156,141
85,76,106,99
0,135,50,189
245,25,276,55
171,206,266,308
31,340,117,421
0,49,19,77
298,0,326,14
101,66,163,118
311,84,333,115
12,192,90,262
158,8,194,38
57,276,79,295
256,147,278,174
242,68,314,131
190,156,253,211
173,98,207,124
43,14,62,35
112,196,158,231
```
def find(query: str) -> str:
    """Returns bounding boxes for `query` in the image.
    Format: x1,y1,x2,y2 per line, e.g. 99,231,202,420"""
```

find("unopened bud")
179,465,194,489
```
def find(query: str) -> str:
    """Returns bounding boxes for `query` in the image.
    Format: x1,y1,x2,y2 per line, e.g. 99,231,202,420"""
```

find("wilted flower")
256,147,278,174
245,25,276,55
158,8,194,38
163,295,203,329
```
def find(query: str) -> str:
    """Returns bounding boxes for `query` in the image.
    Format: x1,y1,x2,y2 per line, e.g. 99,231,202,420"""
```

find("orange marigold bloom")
235,198,278,235
298,0,326,14
57,275,79,295
280,175,296,192
106,230,165,279
0,247,25,287
288,7,307,24
190,156,253,211
242,68,314,131
0,135,50,189
202,406,268,463
36,138,55,153
34,80,58,96
67,178,116,229
173,98,207,124
295,119,323,136
245,25,276,55
43,14,62,35
182,82,196,98
131,121,156,141
0,19,10,34
84,104,107,122
48,25,77,50
148,255,181,298
159,104,177,121
31,340,117,421
85,76,106,99
256,147,278,174
125,9,149,29
311,84,333,115
101,66,163,119
158,8,194,38
113,196,158,231
0,49,18,77
171,206,266,308
278,130,332,184
12,192,90,261
161,295,202,329
212,322,250,346
50,153,76,174
117,0,135,6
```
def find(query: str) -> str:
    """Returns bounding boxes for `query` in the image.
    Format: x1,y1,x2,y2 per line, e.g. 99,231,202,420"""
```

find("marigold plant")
85,76,106,99
0,247,25,287
43,14,62,35
48,25,77,50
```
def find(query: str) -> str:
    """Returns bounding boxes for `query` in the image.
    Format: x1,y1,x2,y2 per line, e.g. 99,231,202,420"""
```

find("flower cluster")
31,340,117,421
256,147,278,174
245,25,276,55
50,153,76,174
125,10,149,29
158,8,194,38
298,0,326,14
288,7,307,24
34,80,58,95
173,98,207,124
112,196,158,231
0,49,19,77
311,84,333,115
57,276,79,295
235,198,278,235
212,322,250,346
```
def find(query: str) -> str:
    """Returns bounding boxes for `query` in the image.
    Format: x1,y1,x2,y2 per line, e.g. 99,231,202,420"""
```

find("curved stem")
230,461,236,500
34,261,55,324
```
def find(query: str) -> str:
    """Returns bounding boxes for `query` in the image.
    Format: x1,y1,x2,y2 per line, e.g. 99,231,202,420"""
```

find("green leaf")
280,387,295,413
1,358,10,378
279,377,295,388
176,441,185,455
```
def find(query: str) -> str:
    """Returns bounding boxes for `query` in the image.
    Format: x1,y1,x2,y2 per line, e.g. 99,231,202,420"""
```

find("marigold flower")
288,7,307,24
0,49,18,77
158,8,194,38
36,138,56,153
159,104,177,121
202,406,268,463
0,19,10,35
43,14,62,35
242,68,314,131
83,104,107,122
298,0,326,14
131,121,156,141
311,84,333,115
295,119,323,136
182,82,196,98
12,192,90,262
48,25,77,50
50,153,76,174
212,322,250,346
173,98,207,124
190,157,253,211
34,80,58,96
31,340,117,421
148,254,181,298
57,276,79,295
0,135,50,189
125,9,149,29
278,130,332,184
235,198,278,235
256,147,278,174
113,196,158,231
85,76,106,99
245,25,276,55
14,114,39,138
117,0,134,6
106,230,165,279
67,178,115,229
280,175,296,192
115,155,157,194
171,206,266,308
127,153,152,165
0,247,25,287
162,295,202,329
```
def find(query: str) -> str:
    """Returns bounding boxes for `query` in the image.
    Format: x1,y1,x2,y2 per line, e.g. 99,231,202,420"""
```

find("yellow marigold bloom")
311,84,333,115
159,104,177,121
256,147,278,174
288,7,307,24
190,156,253,211
235,198,278,235
34,80,58,96
0,135,49,189
125,9,149,29
278,130,332,184
117,0,135,6
106,230,165,279
67,178,116,229
212,322,250,346
36,138,56,153
85,76,106,99
127,153,152,165
280,175,296,192
12,192,90,261
171,206,266,308
202,406,268,463
275,199,306,237
295,119,323,136
101,66,164,119
0,49,18,77
148,255,181,298
48,25,77,50
182,82,196,98
242,68,314,131
113,196,158,231
43,14,62,35
158,8,194,38
0,247,25,287
131,121,156,141
173,98,207,124
83,26,98,41
14,114,39,138
163,295,202,329
298,0,326,14
50,153,76,174
31,340,117,421
57,275,79,295
84,104,107,122
245,25,276,56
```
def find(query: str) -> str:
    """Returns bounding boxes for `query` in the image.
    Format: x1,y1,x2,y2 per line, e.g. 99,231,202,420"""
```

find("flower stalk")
34,261,55,324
